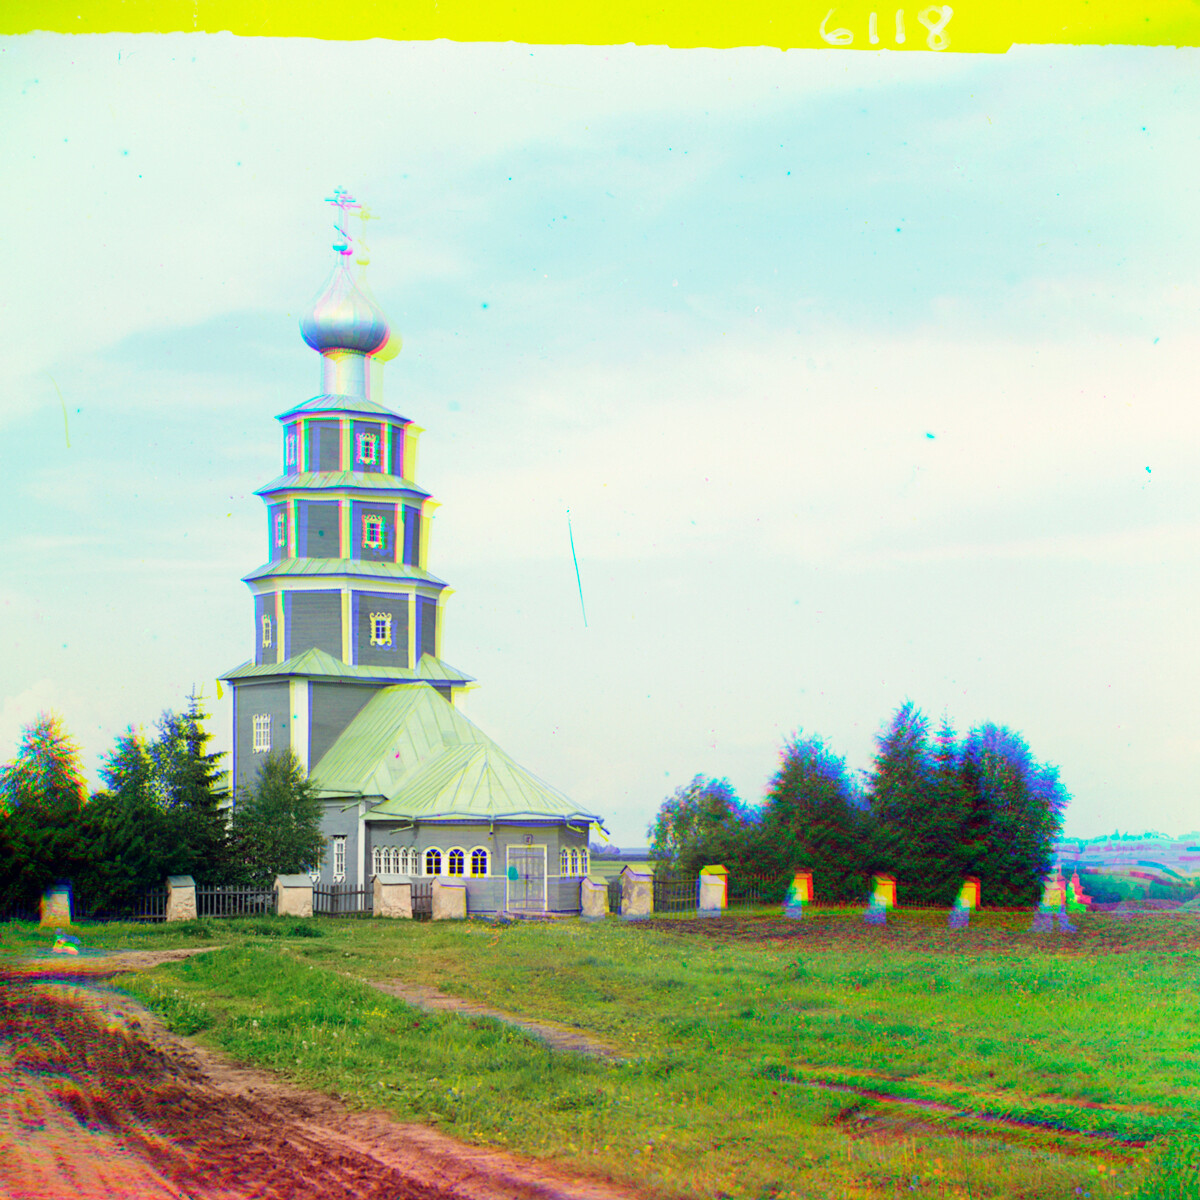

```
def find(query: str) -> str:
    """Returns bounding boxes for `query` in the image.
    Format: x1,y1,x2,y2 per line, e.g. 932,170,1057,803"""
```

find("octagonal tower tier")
221,226,473,796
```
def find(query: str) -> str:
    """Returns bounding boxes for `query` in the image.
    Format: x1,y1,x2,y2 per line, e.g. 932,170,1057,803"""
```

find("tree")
647,776,755,877
959,724,1069,906
228,750,325,884
866,701,939,900
0,714,88,909
758,733,867,901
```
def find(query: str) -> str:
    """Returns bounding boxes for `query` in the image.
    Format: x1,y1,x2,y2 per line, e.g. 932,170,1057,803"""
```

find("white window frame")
357,431,378,466
332,835,347,882
447,848,466,877
362,513,384,550
470,847,489,877
369,611,392,647
285,433,297,468
274,511,287,548
424,848,442,876
560,848,570,875
372,846,382,876
252,713,271,753
580,848,589,875
261,614,273,649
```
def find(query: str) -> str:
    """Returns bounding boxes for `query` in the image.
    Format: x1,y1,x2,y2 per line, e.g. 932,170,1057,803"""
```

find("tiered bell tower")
223,191,472,796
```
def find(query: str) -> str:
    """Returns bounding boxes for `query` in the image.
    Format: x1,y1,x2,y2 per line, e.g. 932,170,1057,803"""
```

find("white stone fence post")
165,875,197,922
275,874,314,918
432,879,467,920
373,874,414,918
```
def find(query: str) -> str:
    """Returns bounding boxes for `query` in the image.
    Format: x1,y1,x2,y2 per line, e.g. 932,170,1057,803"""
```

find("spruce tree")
759,734,866,901
960,725,1068,905
867,701,936,902
0,714,88,909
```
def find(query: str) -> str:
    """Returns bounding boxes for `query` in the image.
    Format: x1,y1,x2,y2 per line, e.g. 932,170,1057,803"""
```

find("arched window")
382,848,393,873
560,849,570,875
424,848,442,876
580,848,589,875
470,848,489,877
372,846,382,876
570,849,580,875
448,849,465,876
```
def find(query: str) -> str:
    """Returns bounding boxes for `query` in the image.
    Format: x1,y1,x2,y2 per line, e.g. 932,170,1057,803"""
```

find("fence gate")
506,845,547,914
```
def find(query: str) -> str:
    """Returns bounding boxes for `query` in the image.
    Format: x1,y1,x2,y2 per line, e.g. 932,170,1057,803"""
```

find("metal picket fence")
196,885,276,918
652,875,701,914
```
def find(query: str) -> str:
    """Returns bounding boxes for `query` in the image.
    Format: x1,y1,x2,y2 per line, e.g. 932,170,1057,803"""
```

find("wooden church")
221,192,601,914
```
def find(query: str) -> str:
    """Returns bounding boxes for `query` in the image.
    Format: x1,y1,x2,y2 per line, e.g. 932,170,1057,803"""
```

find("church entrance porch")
505,845,547,914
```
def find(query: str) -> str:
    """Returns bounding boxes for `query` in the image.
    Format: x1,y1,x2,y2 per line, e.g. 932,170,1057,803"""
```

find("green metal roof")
277,395,408,420
254,471,428,499
221,648,474,685
310,684,602,824
241,558,446,586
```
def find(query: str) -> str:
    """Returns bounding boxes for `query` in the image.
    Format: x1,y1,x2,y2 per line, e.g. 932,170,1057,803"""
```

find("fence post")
39,883,72,927
619,866,653,920
580,873,608,921
275,874,314,918
432,879,467,920
165,875,197,922
698,865,728,917
373,874,413,918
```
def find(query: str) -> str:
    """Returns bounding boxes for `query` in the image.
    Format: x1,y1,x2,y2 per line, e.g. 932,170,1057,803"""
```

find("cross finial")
324,187,362,257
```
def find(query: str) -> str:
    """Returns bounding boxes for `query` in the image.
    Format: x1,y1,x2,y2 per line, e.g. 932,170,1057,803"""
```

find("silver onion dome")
300,258,391,355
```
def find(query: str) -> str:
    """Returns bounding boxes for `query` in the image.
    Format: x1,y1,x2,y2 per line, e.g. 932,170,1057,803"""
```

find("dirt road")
0,952,645,1200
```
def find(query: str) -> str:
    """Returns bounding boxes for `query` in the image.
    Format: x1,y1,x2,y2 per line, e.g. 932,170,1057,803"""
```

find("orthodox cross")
325,188,361,256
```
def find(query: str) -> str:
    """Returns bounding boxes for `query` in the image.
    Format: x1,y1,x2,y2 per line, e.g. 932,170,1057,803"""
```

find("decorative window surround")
252,714,271,753
261,615,273,649
357,432,378,465
424,848,442,876
274,512,287,547
448,849,465,876
470,848,489,877
370,611,392,646
362,514,384,549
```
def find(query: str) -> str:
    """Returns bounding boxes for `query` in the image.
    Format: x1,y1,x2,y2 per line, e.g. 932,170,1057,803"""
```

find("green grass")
3,909,1198,1199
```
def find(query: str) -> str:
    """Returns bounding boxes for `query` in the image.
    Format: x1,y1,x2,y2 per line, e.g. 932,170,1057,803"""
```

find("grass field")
3,908,1198,1199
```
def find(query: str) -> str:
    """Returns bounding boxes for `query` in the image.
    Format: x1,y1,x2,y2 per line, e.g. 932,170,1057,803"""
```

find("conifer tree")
759,733,866,901
0,714,88,909
959,724,1068,905
867,701,936,901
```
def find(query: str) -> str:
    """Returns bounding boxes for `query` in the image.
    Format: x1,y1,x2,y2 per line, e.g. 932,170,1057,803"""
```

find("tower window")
362,514,384,549
285,434,297,468
252,714,271,753
274,512,287,548
261,615,273,648
369,611,393,647
357,432,378,465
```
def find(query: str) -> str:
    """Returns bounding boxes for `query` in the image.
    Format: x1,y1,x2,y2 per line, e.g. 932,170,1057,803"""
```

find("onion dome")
300,258,390,355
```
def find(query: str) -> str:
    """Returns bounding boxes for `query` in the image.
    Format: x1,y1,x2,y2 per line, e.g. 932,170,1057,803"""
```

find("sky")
2,34,1199,848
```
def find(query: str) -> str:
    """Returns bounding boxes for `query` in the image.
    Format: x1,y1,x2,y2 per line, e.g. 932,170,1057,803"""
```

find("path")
0,959,645,1200
358,977,627,1061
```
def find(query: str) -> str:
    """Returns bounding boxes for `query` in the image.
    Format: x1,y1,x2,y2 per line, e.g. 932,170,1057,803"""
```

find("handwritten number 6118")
820,6,953,49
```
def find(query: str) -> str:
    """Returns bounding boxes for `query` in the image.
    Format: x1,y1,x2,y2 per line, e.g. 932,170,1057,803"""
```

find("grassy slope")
2,911,1198,1200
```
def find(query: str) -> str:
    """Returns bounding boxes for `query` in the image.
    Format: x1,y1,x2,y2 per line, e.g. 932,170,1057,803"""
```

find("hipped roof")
310,683,602,826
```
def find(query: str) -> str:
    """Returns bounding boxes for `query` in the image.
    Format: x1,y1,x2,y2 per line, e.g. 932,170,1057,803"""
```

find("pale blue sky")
3,35,1198,845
